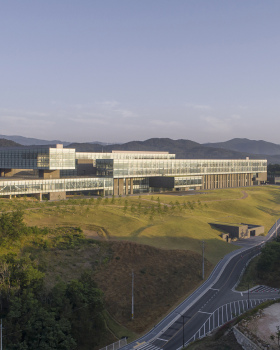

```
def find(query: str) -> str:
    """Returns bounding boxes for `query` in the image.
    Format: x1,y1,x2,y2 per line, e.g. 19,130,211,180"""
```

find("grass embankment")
1,186,280,342
14,186,280,265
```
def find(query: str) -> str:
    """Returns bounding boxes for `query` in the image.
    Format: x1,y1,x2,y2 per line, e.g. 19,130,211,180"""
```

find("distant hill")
0,135,111,147
2,135,280,164
68,137,279,162
0,135,72,146
205,138,280,156
0,138,22,147
69,138,204,157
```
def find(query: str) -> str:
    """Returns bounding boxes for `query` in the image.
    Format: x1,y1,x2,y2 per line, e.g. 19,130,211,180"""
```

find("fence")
183,298,274,348
100,338,127,350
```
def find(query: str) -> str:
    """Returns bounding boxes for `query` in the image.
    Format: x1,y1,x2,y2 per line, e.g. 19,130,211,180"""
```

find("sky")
0,1,280,144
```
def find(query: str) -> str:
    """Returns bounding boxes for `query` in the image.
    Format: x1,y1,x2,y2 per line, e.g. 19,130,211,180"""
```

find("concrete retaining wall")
233,326,262,350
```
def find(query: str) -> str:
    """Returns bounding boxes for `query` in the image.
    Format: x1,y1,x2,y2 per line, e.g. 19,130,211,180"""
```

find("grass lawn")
1,185,280,265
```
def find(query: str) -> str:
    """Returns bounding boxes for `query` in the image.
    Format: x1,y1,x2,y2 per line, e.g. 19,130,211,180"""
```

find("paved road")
120,221,279,350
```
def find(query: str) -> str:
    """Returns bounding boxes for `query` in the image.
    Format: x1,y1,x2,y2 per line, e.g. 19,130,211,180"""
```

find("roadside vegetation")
237,236,280,290
0,185,280,347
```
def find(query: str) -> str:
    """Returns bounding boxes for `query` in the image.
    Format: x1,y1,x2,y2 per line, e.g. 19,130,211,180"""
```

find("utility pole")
176,313,186,348
1,318,2,350
247,283,250,309
202,240,205,280
132,270,134,320
182,314,185,348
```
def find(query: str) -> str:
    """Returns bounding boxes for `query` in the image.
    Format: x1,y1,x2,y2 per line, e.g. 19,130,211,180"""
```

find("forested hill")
205,138,280,156
1,136,280,163
68,138,280,163
0,138,22,147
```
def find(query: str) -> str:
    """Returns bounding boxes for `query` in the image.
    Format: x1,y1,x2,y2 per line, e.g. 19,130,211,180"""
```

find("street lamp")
176,312,187,348
247,282,250,309
201,240,205,280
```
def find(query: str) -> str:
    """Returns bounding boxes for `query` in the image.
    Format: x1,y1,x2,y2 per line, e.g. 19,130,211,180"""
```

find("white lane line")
241,292,243,296
157,338,168,342
198,311,212,315
210,288,219,291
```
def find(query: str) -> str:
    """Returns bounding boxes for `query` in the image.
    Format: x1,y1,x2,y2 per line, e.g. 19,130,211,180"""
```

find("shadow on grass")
110,236,239,265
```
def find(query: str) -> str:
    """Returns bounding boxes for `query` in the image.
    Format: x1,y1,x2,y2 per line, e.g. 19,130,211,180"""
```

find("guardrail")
182,298,275,349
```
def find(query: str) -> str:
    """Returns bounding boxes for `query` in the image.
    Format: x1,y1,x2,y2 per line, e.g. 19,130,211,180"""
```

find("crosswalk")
132,342,162,350
250,285,280,293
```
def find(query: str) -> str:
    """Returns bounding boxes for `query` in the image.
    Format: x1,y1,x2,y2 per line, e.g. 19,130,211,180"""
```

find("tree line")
0,211,106,350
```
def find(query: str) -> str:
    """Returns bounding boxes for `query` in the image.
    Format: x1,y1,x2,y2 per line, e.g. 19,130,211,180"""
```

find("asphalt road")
120,221,279,350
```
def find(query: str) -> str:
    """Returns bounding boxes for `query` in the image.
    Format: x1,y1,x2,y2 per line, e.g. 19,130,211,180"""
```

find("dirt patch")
94,241,212,334
84,229,104,240
35,239,212,336
239,303,280,349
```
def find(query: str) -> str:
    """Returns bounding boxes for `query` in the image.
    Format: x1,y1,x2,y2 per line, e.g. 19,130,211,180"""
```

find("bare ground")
93,241,212,334
239,303,280,349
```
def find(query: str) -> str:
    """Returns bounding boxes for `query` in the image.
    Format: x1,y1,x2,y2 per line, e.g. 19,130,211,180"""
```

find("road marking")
241,292,243,296
198,311,212,315
157,338,168,342
133,342,146,348
210,288,219,291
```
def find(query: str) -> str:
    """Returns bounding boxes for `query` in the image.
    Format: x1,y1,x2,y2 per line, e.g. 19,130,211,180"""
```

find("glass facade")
0,177,113,196
174,176,203,188
0,147,267,197
96,159,267,178
0,147,75,170
130,177,149,193
76,151,175,160
76,151,175,167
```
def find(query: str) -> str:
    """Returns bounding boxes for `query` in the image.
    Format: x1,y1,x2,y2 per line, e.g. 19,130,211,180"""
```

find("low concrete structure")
211,223,264,240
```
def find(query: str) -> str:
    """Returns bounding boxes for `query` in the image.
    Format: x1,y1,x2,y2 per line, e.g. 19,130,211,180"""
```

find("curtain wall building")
0,145,267,200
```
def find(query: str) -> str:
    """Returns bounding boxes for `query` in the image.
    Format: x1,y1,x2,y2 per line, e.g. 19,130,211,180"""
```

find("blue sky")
1,1,280,143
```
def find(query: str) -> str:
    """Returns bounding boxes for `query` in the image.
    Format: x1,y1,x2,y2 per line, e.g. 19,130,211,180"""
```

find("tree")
4,290,76,350
66,273,105,348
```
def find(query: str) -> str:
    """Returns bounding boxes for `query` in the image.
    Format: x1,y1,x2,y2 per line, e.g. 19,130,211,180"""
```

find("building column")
119,179,124,196
113,179,118,196
130,178,133,194
34,193,42,201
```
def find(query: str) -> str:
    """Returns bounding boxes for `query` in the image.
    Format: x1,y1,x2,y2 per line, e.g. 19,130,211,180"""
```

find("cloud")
68,116,109,126
200,116,232,132
200,114,243,134
185,103,212,110
0,108,49,118
98,100,120,108
149,119,181,127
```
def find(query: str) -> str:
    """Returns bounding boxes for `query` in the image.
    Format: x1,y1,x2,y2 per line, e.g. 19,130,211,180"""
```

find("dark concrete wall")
149,176,175,188
76,160,97,176
39,170,60,179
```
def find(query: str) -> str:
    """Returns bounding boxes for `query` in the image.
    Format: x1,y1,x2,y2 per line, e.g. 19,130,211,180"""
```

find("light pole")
202,240,205,280
176,312,187,348
247,282,250,309
132,270,134,320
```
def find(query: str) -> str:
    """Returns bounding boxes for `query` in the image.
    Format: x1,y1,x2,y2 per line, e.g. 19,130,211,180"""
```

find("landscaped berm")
0,185,280,348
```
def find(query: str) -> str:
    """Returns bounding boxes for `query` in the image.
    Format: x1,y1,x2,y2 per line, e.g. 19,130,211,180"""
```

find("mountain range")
0,135,109,147
67,138,280,164
0,136,280,164
205,138,280,156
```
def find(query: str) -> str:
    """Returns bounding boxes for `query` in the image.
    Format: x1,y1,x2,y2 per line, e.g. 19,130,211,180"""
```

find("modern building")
0,145,267,200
